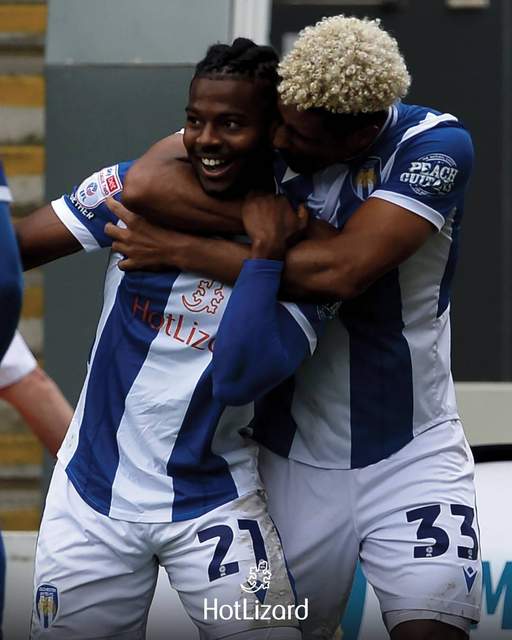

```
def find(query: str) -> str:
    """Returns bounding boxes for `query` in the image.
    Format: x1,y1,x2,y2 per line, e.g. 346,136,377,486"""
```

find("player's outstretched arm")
15,204,82,270
122,135,244,233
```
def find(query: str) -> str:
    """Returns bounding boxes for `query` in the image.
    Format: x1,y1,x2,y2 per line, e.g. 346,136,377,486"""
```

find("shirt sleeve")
211,259,338,406
369,124,474,230
50,161,132,251
0,331,37,388
0,162,22,361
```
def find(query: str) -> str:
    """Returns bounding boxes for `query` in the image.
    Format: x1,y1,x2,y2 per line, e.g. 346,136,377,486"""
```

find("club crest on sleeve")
399,153,458,197
36,583,59,628
76,165,122,209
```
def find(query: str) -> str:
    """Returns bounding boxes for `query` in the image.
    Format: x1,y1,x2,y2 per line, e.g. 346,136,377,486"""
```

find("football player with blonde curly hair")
109,15,480,640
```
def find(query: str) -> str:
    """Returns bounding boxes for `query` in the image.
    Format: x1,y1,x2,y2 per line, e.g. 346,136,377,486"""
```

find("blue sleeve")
371,124,474,229
50,161,133,251
0,193,22,362
0,530,5,628
211,259,332,406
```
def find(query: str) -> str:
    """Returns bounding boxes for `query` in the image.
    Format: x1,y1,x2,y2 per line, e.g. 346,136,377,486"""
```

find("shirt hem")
60,462,261,523
369,190,445,230
380,596,480,623
284,413,460,469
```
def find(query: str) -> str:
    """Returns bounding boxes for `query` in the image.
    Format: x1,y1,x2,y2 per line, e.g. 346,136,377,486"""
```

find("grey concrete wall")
46,0,232,65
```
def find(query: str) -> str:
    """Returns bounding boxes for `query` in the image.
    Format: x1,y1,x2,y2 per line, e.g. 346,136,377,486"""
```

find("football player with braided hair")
16,38,338,639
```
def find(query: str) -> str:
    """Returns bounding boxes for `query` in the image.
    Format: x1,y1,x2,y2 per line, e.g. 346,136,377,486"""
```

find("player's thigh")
358,421,481,634
390,616,469,639
159,491,300,640
31,463,158,639
259,447,359,640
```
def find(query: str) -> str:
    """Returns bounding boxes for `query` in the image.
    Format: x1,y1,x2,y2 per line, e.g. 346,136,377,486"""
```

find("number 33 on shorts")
406,503,480,592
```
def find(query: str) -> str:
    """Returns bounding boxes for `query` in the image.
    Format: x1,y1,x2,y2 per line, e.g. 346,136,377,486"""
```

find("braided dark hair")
195,37,278,82
194,38,279,114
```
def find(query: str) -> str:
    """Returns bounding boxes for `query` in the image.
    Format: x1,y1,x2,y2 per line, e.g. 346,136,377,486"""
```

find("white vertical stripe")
398,214,459,435
109,273,226,521
290,319,352,468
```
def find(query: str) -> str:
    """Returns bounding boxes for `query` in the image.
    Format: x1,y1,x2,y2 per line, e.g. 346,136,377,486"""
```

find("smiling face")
183,76,275,197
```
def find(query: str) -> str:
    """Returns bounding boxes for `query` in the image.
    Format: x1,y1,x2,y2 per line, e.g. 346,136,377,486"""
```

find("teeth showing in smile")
201,158,227,167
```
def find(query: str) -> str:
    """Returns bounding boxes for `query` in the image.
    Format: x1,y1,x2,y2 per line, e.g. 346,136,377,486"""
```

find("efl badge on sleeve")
36,583,59,629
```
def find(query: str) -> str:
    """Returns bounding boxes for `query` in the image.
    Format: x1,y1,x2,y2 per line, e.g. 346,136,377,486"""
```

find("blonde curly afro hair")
278,15,411,114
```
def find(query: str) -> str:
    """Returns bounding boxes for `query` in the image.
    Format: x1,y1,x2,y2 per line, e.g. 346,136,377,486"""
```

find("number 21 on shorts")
198,519,267,581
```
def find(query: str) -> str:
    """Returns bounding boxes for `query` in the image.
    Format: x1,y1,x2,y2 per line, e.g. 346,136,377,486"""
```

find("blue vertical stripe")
0,530,5,631
251,376,298,458
168,363,238,522
437,204,462,317
343,269,414,467
66,270,179,514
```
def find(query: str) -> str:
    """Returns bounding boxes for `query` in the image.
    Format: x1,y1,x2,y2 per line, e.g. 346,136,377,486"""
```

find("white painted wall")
456,383,512,445
231,0,272,44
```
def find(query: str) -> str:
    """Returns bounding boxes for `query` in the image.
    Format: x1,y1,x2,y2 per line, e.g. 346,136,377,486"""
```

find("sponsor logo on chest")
131,279,227,353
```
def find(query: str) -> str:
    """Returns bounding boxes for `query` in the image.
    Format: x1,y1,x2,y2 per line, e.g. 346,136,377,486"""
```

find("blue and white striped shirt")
254,103,473,468
52,161,326,521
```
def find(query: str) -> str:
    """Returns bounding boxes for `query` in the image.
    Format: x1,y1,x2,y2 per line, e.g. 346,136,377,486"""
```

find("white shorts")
31,463,300,640
259,419,481,639
0,331,36,389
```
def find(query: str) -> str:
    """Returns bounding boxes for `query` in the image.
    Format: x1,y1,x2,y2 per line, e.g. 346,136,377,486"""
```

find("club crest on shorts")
36,583,59,628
